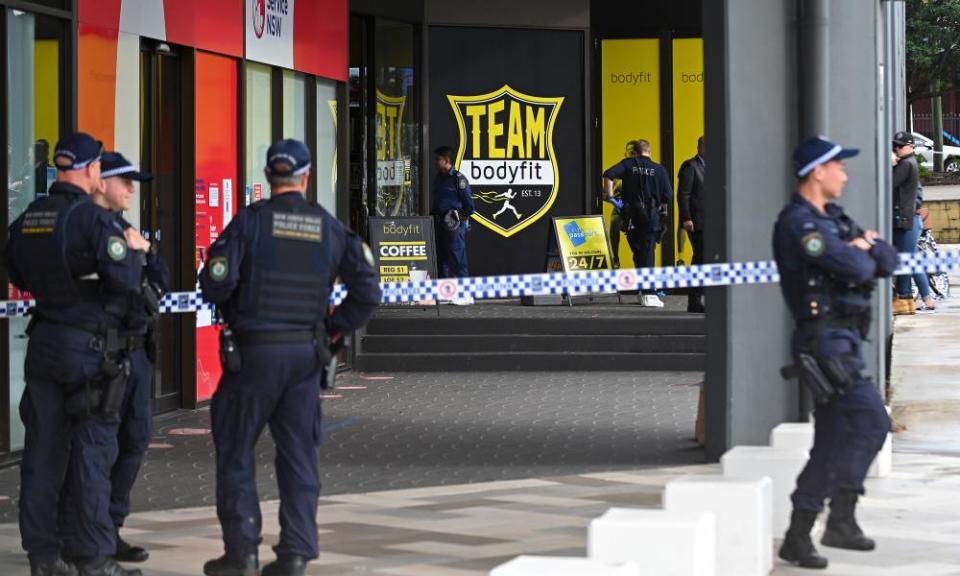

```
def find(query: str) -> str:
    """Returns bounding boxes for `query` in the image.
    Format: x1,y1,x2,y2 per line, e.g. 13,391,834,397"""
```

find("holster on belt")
781,352,840,405
219,326,242,373
65,328,132,418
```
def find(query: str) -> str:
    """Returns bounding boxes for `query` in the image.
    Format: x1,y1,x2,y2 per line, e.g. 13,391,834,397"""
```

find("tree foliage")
906,0,960,102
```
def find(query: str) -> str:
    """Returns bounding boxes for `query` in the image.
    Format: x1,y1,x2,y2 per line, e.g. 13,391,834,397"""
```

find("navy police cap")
793,136,859,178
54,132,103,171
101,152,153,182
265,139,312,177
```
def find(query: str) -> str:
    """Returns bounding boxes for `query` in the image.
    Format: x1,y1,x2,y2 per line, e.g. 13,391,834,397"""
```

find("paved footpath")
0,290,958,574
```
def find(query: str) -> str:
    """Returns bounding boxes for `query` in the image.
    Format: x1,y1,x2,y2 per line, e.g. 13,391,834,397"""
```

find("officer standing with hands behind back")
5,133,145,576
200,139,381,576
773,137,898,570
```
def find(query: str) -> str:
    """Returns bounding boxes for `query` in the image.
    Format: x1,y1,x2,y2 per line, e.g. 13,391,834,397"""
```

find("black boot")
779,509,829,569
76,557,142,576
114,535,149,563
31,557,78,576
262,556,308,576
822,491,876,551
203,554,259,576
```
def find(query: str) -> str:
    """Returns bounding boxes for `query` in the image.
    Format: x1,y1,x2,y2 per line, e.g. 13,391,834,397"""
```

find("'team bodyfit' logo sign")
448,85,564,238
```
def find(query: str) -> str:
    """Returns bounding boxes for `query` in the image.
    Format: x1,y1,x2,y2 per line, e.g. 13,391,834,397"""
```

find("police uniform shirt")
200,193,381,334
4,182,144,326
431,169,475,217
602,156,674,224
773,194,898,320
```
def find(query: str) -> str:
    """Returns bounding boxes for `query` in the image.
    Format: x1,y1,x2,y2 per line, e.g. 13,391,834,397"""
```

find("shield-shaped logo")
375,90,410,217
448,85,564,238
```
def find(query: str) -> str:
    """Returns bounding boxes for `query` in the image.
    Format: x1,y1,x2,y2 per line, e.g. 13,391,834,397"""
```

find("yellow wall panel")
672,38,704,266
33,40,60,155
601,39,662,267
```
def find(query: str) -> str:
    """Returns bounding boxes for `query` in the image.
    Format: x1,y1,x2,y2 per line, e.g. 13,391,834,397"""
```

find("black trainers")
76,557,142,576
262,556,308,576
821,491,876,551
114,536,149,563
779,509,829,569
30,557,78,576
203,554,259,576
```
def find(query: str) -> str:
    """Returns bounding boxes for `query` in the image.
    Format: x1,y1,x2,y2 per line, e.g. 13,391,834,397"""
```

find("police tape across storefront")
0,250,956,318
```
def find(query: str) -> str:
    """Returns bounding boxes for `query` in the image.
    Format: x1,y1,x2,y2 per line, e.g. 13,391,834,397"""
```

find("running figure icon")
492,188,522,220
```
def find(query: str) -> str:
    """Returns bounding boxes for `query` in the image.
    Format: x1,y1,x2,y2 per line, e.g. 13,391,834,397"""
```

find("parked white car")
912,132,960,172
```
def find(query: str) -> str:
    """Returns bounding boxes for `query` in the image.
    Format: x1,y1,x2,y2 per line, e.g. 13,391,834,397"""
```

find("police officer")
5,133,145,576
57,152,168,564
602,139,673,307
200,139,381,576
773,137,898,569
430,145,475,304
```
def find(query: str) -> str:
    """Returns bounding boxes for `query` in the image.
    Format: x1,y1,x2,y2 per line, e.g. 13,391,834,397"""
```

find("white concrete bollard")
769,422,814,453
721,446,809,534
868,432,893,477
490,556,640,576
664,475,772,576
588,508,715,576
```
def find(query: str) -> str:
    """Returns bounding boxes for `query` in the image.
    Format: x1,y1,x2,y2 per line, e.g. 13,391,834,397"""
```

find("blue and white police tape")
1,250,957,318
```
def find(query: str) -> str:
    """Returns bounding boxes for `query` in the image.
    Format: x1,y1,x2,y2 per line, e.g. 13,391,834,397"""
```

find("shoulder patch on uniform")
107,236,127,261
362,243,376,267
208,257,229,282
801,232,825,257
458,175,468,191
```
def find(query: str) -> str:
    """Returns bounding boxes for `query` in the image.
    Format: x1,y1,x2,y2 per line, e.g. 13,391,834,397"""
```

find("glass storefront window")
245,62,272,202
6,9,62,451
374,19,419,217
316,79,338,216
282,70,306,142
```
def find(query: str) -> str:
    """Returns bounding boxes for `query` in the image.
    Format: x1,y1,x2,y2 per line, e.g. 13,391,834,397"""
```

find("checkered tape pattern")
1,250,957,317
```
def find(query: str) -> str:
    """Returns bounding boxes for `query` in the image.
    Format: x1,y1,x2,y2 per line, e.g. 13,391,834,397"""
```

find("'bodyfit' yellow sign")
672,38,704,266
553,216,614,272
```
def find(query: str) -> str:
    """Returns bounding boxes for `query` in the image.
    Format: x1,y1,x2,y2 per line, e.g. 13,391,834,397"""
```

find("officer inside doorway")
430,145,475,305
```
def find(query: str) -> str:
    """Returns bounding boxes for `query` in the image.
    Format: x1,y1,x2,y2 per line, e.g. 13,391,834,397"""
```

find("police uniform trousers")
211,341,323,560
624,213,659,294
790,327,890,513
58,347,153,556
438,226,469,278
19,322,120,564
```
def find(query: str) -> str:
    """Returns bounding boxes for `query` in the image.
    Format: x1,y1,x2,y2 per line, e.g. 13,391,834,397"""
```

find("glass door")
140,41,185,412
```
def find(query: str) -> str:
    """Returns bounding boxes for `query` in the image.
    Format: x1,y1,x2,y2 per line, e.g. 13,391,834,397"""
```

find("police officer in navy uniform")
4,133,145,576
602,139,674,307
773,137,899,569
430,145,475,304
200,139,381,576
57,152,168,565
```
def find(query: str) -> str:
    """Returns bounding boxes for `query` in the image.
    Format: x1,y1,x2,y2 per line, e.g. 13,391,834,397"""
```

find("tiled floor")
0,452,957,575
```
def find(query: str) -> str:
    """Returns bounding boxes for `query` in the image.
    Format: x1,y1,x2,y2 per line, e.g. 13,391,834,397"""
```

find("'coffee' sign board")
368,217,437,283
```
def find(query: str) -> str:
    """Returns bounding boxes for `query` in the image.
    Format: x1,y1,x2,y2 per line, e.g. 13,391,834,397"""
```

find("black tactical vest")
12,193,96,308
235,198,332,325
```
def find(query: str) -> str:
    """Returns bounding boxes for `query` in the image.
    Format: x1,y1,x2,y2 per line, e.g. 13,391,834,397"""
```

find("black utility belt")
119,334,148,350
797,316,863,331
237,330,319,346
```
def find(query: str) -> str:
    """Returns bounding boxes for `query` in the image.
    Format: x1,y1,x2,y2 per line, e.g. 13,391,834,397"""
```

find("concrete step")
355,351,705,372
366,316,705,336
361,334,705,354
